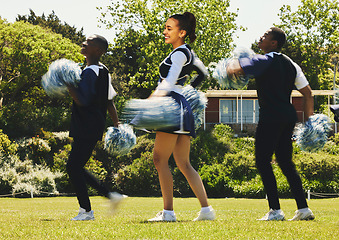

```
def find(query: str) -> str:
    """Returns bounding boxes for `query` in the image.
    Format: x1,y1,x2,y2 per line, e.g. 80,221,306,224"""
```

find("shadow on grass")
40,218,57,221
139,220,192,224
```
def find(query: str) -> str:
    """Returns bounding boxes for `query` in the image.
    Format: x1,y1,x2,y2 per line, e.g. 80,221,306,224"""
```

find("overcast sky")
1,0,301,48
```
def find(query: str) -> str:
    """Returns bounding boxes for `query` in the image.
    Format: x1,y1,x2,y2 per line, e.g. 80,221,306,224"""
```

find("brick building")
204,90,336,134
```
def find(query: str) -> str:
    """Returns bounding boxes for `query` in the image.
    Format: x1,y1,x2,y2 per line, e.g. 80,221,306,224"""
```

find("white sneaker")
71,207,95,221
148,211,176,222
193,208,216,221
108,192,125,213
288,208,315,221
258,209,285,221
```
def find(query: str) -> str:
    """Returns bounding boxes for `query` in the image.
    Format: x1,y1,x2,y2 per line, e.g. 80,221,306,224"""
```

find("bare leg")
153,132,178,210
173,134,209,207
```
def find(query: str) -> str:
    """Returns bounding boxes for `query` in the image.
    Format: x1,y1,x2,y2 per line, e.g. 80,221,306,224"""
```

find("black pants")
255,121,308,210
66,137,109,211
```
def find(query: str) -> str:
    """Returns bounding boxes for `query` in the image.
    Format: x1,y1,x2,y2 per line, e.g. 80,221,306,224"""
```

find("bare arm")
226,59,245,78
107,100,119,127
67,85,85,106
298,84,314,121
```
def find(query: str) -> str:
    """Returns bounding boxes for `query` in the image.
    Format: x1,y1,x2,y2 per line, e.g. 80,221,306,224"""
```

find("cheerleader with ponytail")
147,12,215,222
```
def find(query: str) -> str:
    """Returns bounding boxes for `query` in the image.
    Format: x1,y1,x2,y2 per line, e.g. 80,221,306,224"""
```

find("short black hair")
269,27,286,51
90,34,108,52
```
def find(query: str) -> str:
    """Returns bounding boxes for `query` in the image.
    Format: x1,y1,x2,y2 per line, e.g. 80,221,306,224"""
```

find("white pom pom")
182,85,207,129
213,47,255,89
104,124,136,155
42,59,82,97
123,97,181,130
295,114,332,152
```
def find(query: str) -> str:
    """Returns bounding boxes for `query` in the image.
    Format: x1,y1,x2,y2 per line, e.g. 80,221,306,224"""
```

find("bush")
223,152,257,181
0,155,18,194
212,123,234,140
16,136,52,166
51,144,72,193
190,129,231,167
0,129,17,156
0,102,72,138
199,163,233,197
12,164,62,197
2,123,339,198
0,153,61,197
230,137,255,154
115,151,160,196
232,175,265,198
295,152,339,181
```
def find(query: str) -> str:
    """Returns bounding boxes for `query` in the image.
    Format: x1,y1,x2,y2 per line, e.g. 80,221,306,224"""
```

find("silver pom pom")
213,47,255,89
104,124,136,155
182,85,207,129
295,114,332,152
123,97,180,130
42,59,82,97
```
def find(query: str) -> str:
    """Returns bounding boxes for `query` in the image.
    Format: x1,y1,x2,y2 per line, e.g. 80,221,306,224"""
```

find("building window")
220,99,259,123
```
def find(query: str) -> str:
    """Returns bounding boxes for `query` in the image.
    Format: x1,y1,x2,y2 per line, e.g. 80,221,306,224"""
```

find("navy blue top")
240,53,300,122
69,65,109,140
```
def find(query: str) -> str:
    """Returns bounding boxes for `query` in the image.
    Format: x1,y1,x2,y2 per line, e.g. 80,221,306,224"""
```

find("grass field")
0,196,338,239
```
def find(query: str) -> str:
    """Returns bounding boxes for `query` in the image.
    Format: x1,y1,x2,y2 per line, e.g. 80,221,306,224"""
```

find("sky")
0,0,301,48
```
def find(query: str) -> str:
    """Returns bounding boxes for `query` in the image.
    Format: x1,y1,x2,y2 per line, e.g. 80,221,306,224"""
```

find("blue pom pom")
104,124,136,155
295,114,332,152
182,85,207,129
42,59,82,97
123,97,181,130
213,47,255,89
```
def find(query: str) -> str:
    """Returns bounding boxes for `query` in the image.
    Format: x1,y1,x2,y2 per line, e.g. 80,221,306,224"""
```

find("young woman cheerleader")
148,12,215,222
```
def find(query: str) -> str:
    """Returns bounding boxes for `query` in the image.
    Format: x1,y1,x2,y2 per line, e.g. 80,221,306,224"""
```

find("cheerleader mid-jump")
148,12,215,222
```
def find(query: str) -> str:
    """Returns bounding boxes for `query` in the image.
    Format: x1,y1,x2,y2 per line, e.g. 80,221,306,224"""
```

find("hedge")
0,125,338,198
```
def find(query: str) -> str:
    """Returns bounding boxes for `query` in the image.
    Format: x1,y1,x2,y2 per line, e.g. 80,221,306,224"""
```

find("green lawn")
0,196,338,239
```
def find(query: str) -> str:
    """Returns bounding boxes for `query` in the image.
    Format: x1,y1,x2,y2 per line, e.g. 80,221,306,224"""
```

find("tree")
101,28,151,100
0,19,84,137
99,0,239,95
16,9,86,46
277,0,339,90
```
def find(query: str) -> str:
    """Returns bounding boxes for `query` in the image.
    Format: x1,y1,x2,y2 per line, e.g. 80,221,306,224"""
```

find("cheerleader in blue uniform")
148,12,215,222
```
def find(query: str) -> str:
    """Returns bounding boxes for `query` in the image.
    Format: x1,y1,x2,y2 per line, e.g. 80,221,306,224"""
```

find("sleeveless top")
159,44,194,86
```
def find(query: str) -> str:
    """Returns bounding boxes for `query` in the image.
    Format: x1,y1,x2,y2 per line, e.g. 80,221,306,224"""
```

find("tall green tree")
99,0,239,95
0,19,83,137
16,9,86,46
277,0,339,90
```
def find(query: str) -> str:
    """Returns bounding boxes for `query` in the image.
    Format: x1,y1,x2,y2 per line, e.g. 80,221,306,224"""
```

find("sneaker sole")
302,215,315,221
258,217,285,221
288,214,315,221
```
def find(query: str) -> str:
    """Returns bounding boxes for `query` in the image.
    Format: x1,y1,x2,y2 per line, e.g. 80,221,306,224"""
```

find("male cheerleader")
227,27,315,221
66,34,123,221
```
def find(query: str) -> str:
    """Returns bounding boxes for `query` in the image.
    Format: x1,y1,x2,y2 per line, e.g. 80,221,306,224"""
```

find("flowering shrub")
0,130,17,156
16,136,51,165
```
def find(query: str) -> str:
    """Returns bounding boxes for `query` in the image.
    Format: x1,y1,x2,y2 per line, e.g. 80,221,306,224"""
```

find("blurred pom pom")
104,124,136,155
123,97,180,130
212,47,255,89
295,114,332,152
182,85,207,129
42,58,82,97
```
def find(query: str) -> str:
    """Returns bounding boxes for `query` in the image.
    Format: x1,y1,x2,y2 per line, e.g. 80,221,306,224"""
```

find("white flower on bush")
52,131,69,141
26,137,51,152
0,154,62,196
